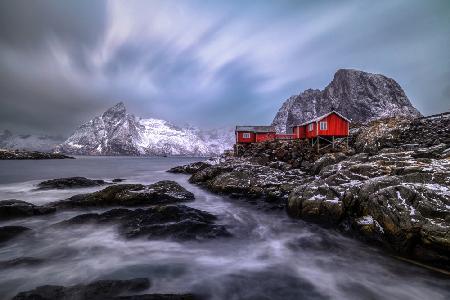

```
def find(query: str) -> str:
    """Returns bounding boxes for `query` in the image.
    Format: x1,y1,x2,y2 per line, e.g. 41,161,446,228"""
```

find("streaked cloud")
0,0,449,135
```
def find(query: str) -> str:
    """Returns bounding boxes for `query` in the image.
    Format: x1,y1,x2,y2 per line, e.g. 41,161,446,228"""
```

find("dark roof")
235,126,276,133
297,110,351,126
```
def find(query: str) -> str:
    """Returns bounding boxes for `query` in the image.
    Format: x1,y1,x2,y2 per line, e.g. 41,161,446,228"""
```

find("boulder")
49,181,194,209
0,226,31,243
56,205,231,241
36,177,106,190
0,199,55,220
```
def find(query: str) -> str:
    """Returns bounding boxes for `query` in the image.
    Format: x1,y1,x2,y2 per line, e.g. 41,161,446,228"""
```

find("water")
0,157,448,300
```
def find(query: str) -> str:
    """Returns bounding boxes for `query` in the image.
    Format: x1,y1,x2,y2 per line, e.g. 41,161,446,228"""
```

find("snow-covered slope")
272,69,422,132
0,130,63,152
57,102,234,156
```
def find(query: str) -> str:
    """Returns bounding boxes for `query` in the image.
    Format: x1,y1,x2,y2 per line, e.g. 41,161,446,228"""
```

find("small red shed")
235,126,276,144
297,110,350,139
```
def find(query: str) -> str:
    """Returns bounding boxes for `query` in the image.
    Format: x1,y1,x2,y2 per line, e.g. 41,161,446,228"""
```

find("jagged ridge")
57,102,234,156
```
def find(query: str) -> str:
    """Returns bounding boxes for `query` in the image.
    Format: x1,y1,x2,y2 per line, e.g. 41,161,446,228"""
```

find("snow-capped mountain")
0,130,63,152
272,69,422,132
57,102,234,156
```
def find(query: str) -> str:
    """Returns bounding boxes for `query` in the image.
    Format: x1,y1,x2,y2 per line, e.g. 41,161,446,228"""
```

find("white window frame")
319,121,327,130
308,123,314,132
242,132,251,139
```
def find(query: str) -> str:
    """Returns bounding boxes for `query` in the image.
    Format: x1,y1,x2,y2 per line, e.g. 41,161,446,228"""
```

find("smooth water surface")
0,157,449,299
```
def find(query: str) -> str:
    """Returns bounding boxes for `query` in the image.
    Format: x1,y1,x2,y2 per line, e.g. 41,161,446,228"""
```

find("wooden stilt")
316,137,319,152
332,136,335,149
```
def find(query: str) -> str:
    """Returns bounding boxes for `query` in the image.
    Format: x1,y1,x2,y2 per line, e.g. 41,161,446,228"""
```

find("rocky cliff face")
272,69,422,132
57,102,234,156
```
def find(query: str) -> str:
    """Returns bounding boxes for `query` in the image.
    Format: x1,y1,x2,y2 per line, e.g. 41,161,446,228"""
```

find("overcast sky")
0,0,449,136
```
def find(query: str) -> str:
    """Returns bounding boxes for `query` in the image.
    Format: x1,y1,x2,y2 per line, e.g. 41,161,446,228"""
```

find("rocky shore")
0,149,74,160
169,115,450,271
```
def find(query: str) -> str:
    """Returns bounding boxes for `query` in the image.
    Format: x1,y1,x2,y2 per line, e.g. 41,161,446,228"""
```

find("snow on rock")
272,69,422,132
57,102,234,156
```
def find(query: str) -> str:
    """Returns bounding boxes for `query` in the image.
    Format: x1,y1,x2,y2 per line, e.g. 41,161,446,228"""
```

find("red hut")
294,111,350,149
235,126,276,144
299,110,350,138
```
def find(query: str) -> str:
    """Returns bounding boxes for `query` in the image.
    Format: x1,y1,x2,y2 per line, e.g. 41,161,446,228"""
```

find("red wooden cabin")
235,126,276,143
292,111,350,139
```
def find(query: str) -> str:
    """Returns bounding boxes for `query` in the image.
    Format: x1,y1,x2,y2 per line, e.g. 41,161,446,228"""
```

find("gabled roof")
235,125,276,133
296,110,351,126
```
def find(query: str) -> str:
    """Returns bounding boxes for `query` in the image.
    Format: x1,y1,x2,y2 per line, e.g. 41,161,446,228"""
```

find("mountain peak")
102,102,127,120
272,69,422,132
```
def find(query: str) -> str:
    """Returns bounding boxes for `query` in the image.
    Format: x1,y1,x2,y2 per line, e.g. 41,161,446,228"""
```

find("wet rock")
57,205,231,241
0,199,55,220
168,161,211,174
112,178,126,183
287,182,344,225
0,226,31,243
37,177,106,190
0,257,45,268
49,181,195,209
12,278,150,300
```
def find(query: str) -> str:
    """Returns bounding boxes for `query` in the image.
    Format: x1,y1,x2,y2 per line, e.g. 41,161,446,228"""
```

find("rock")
56,205,231,241
0,226,31,243
0,149,74,160
287,181,344,225
167,161,211,174
112,178,125,183
311,152,347,174
0,257,45,268
0,199,55,220
12,278,151,300
49,181,195,209
37,177,106,190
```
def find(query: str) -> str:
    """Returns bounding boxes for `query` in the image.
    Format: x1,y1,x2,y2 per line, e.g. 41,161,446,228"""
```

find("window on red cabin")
243,133,251,138
308,123,314,131
319,121,327,130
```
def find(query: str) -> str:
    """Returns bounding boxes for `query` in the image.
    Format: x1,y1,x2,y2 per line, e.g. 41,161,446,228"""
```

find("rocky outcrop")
272,69,421,132
174,115,450,270
36,177,107,190
0,149,73,160
0,226,31,243
168,161,211,174
56,205,231,241
57,102,233,156
0,200,56,220
49,181,195,209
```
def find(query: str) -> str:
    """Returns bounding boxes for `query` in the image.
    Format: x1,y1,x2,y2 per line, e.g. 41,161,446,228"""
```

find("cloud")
0,0,449,135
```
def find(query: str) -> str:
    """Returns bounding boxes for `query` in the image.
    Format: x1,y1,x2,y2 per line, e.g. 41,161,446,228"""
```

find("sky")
0,0,449,136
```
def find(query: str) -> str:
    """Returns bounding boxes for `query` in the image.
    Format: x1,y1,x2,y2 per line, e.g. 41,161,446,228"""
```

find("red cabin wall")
317,113,349,137
292,126,306,139
236,131,256,143
305,122,317,138
255,132,276,142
